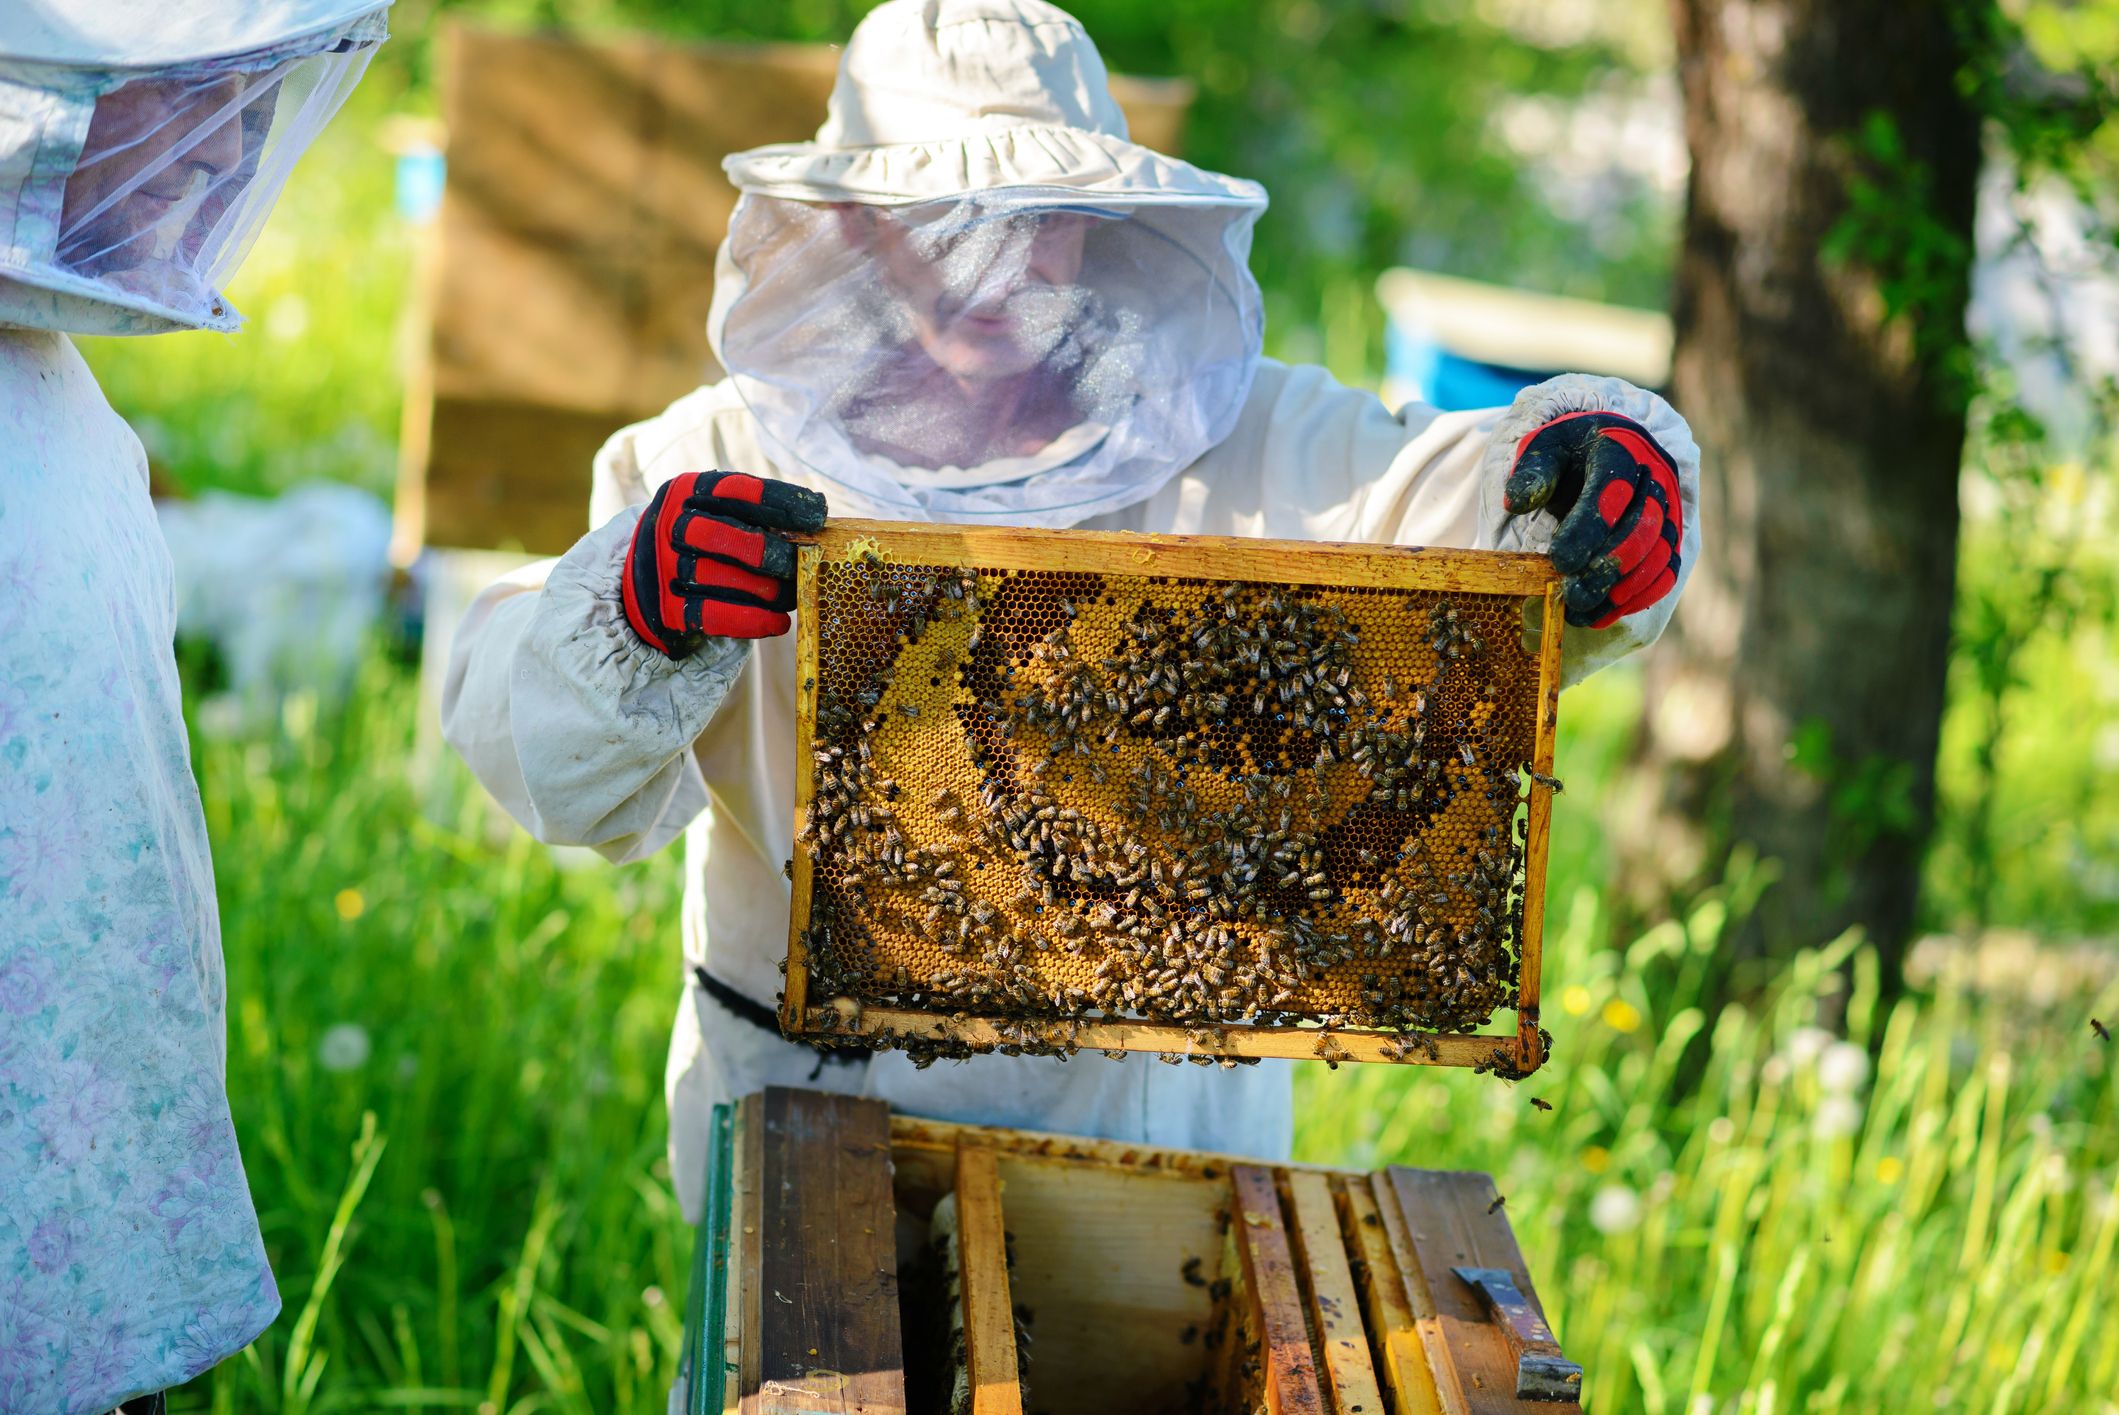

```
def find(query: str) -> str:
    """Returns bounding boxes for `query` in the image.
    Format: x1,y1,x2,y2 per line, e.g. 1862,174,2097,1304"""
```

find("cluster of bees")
793,556,1546,1069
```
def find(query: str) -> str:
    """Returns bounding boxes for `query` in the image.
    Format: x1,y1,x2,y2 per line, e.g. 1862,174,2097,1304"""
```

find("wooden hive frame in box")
685,1087,1584,1415
785,519,1565,1074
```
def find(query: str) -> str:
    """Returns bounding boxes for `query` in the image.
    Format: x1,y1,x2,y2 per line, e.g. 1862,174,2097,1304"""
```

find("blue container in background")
396,145,447,225
1376,268,1672,413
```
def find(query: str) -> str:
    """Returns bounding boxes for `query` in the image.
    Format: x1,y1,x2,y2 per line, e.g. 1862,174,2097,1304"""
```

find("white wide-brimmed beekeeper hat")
725,0,1262,210
0,0,392,336
710,0,1270,528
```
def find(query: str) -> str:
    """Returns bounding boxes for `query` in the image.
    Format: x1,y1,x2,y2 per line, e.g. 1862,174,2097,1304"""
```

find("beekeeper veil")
715,0,1267,528
0,1,390,336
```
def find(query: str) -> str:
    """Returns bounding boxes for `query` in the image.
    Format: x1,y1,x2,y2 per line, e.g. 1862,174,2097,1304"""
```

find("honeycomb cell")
794,548,1550,1063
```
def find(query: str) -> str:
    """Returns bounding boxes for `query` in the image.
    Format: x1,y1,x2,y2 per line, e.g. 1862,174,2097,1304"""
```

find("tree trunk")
1631,1,1983,980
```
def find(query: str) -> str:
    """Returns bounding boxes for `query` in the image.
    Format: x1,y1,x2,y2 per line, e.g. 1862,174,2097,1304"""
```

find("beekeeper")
443,0,1700,1223
0,4,390,1410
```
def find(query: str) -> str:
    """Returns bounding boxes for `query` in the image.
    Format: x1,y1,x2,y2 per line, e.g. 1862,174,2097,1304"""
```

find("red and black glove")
1504,411,1684,629
621,471,829,659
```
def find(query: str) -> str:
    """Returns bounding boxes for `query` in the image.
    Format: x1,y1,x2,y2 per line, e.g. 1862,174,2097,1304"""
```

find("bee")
1487,1193,1506,1215
1377,1035,1426,1064
1530,1096,1553,1112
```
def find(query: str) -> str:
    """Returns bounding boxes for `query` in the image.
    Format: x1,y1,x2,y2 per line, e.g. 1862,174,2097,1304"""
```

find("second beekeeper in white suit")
443,0,1702,1221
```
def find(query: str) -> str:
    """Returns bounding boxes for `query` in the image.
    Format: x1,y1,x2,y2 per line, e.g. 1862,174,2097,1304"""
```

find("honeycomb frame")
783,518,1565,1073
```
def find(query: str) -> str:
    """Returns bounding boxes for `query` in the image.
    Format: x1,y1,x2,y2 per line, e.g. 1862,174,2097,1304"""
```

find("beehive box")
683,1087,1584,1415
785,520,1564,1075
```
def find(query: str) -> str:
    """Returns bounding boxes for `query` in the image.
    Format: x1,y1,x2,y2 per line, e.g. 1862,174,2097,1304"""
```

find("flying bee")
1530,1096,1554,1112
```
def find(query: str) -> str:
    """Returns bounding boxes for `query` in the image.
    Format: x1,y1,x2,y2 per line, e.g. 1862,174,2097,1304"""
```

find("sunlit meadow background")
70,2,2119,1411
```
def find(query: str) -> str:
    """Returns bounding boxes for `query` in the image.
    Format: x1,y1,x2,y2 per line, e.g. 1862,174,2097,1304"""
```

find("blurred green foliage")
1922,0,2119,936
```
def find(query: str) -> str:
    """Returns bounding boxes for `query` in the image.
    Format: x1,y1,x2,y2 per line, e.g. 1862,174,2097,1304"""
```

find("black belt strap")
693,966,864,1069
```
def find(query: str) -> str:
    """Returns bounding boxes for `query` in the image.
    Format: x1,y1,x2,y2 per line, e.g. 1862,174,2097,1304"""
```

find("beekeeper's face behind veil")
715,0,1270,529
0,1,388,336
842,202,1093,388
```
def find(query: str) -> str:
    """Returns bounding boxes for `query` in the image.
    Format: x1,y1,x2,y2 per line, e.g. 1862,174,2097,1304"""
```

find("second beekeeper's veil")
0,0,390,336
714,0,1268,528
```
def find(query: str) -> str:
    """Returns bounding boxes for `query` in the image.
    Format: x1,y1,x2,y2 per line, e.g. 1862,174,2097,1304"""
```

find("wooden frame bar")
794,518,1556,595
800,1006,1514,1067
785,518,1564,1074
1339,1178,1446,1415
1514,581,1566,1072
1231,1165,1329,1415
782,542,822,1030
953,1144,1025,1415
1284,1170,1388,1415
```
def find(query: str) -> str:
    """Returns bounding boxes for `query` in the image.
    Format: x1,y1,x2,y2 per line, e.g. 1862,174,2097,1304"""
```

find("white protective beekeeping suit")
442,0,1703,1224
0,4,388,1410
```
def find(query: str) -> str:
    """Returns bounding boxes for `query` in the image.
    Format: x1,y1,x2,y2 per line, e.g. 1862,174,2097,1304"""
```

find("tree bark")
1632,1,1983,979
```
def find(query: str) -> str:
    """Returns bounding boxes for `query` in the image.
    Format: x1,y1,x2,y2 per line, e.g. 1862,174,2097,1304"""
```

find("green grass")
181,670,691,1412
166,658,2119,1414
1298,883,2119,1414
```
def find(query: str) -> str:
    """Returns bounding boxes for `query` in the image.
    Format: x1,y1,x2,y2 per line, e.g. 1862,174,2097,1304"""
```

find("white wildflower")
1590,1184,1641,1234
1783,1026,1833,1068
318,1023,372,1072
1817,1041,1870,1095
1813,1094,1863,1141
